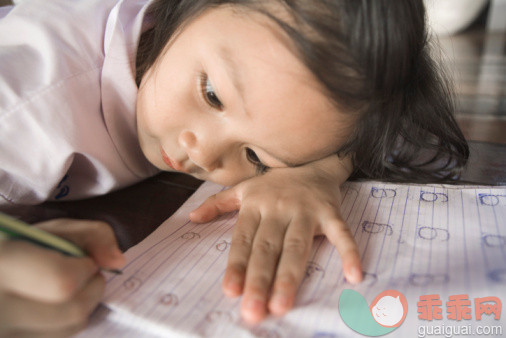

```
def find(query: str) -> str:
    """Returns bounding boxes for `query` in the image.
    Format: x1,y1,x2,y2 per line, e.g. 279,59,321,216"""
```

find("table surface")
1,9,504,251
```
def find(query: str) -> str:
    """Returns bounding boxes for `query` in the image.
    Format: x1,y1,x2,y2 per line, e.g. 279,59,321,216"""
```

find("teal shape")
338,289,396,336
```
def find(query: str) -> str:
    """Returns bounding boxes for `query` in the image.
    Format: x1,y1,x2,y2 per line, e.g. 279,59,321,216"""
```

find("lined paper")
78,181,506,337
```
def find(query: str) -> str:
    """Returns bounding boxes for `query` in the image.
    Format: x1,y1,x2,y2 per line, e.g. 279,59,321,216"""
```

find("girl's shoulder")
0,0,149,113
0,0,118,111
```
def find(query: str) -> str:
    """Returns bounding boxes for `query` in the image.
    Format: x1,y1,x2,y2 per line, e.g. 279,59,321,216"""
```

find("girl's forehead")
174,5,328,101
170,4,299,59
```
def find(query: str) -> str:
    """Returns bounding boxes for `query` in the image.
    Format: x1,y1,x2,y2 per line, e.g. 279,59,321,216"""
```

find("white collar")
101,0,158,178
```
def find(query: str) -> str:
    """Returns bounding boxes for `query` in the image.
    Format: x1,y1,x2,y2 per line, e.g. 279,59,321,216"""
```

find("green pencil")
0,211,121,274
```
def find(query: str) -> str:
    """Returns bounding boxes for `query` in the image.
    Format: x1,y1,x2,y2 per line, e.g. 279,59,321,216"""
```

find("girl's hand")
0,218,125,337
190,155,362,323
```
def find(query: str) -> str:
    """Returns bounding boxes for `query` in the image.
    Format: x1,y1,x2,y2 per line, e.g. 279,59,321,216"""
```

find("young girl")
0,0,468,335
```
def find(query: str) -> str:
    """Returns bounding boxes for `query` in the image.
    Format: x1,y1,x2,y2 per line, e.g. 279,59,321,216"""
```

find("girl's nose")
178,130,221,172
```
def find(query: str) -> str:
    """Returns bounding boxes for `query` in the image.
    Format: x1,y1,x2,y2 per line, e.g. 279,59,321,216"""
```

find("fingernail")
273,292,288,306
223,277,242,297
189,211,204,222
244,297,263,310
347,266,362,284
270,293,289,314
243,297,265,323
102,268,123,275
110,247,122,257
188,212,197,221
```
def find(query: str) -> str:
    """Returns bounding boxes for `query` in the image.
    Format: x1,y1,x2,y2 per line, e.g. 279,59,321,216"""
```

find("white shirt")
0,0,159,206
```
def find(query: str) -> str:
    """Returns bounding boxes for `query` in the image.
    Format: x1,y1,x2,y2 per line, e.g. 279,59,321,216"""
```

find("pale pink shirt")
0,0,159,206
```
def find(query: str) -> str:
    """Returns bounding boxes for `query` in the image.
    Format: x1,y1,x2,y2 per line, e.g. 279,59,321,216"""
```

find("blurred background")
425,0,505,145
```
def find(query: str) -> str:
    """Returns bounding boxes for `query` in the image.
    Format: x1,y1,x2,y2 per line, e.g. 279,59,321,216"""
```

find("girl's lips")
160,147,189,173
160,148,176,170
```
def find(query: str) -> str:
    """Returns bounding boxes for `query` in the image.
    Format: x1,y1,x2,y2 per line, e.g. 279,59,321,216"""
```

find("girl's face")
136,6,350,186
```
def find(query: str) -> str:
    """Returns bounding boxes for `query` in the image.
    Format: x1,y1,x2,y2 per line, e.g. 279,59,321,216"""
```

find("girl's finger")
34,219,125,270
268,216,314,316
0,240,98,302
222,208,259,298
189,188,241,223
241,216,288,324
0,273,104,332
321,216,362,284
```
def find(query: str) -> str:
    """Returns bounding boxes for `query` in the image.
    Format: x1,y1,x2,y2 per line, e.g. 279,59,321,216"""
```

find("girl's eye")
200,74,223,110
246,148,270,174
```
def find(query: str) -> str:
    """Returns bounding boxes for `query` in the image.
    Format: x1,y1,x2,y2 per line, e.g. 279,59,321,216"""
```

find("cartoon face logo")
339,289,408,336
369,290,408,328
370,296,403,327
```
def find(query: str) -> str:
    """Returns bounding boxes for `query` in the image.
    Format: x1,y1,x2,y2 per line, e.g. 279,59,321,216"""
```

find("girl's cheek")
208,165,255,187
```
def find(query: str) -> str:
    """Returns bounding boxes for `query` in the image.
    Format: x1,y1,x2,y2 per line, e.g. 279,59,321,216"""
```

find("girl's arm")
190,154,362,323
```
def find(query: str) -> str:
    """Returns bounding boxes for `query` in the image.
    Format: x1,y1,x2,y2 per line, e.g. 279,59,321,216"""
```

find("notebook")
78,180,506,337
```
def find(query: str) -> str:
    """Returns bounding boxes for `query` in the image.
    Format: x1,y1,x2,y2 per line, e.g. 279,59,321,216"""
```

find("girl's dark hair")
136,0,469,183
